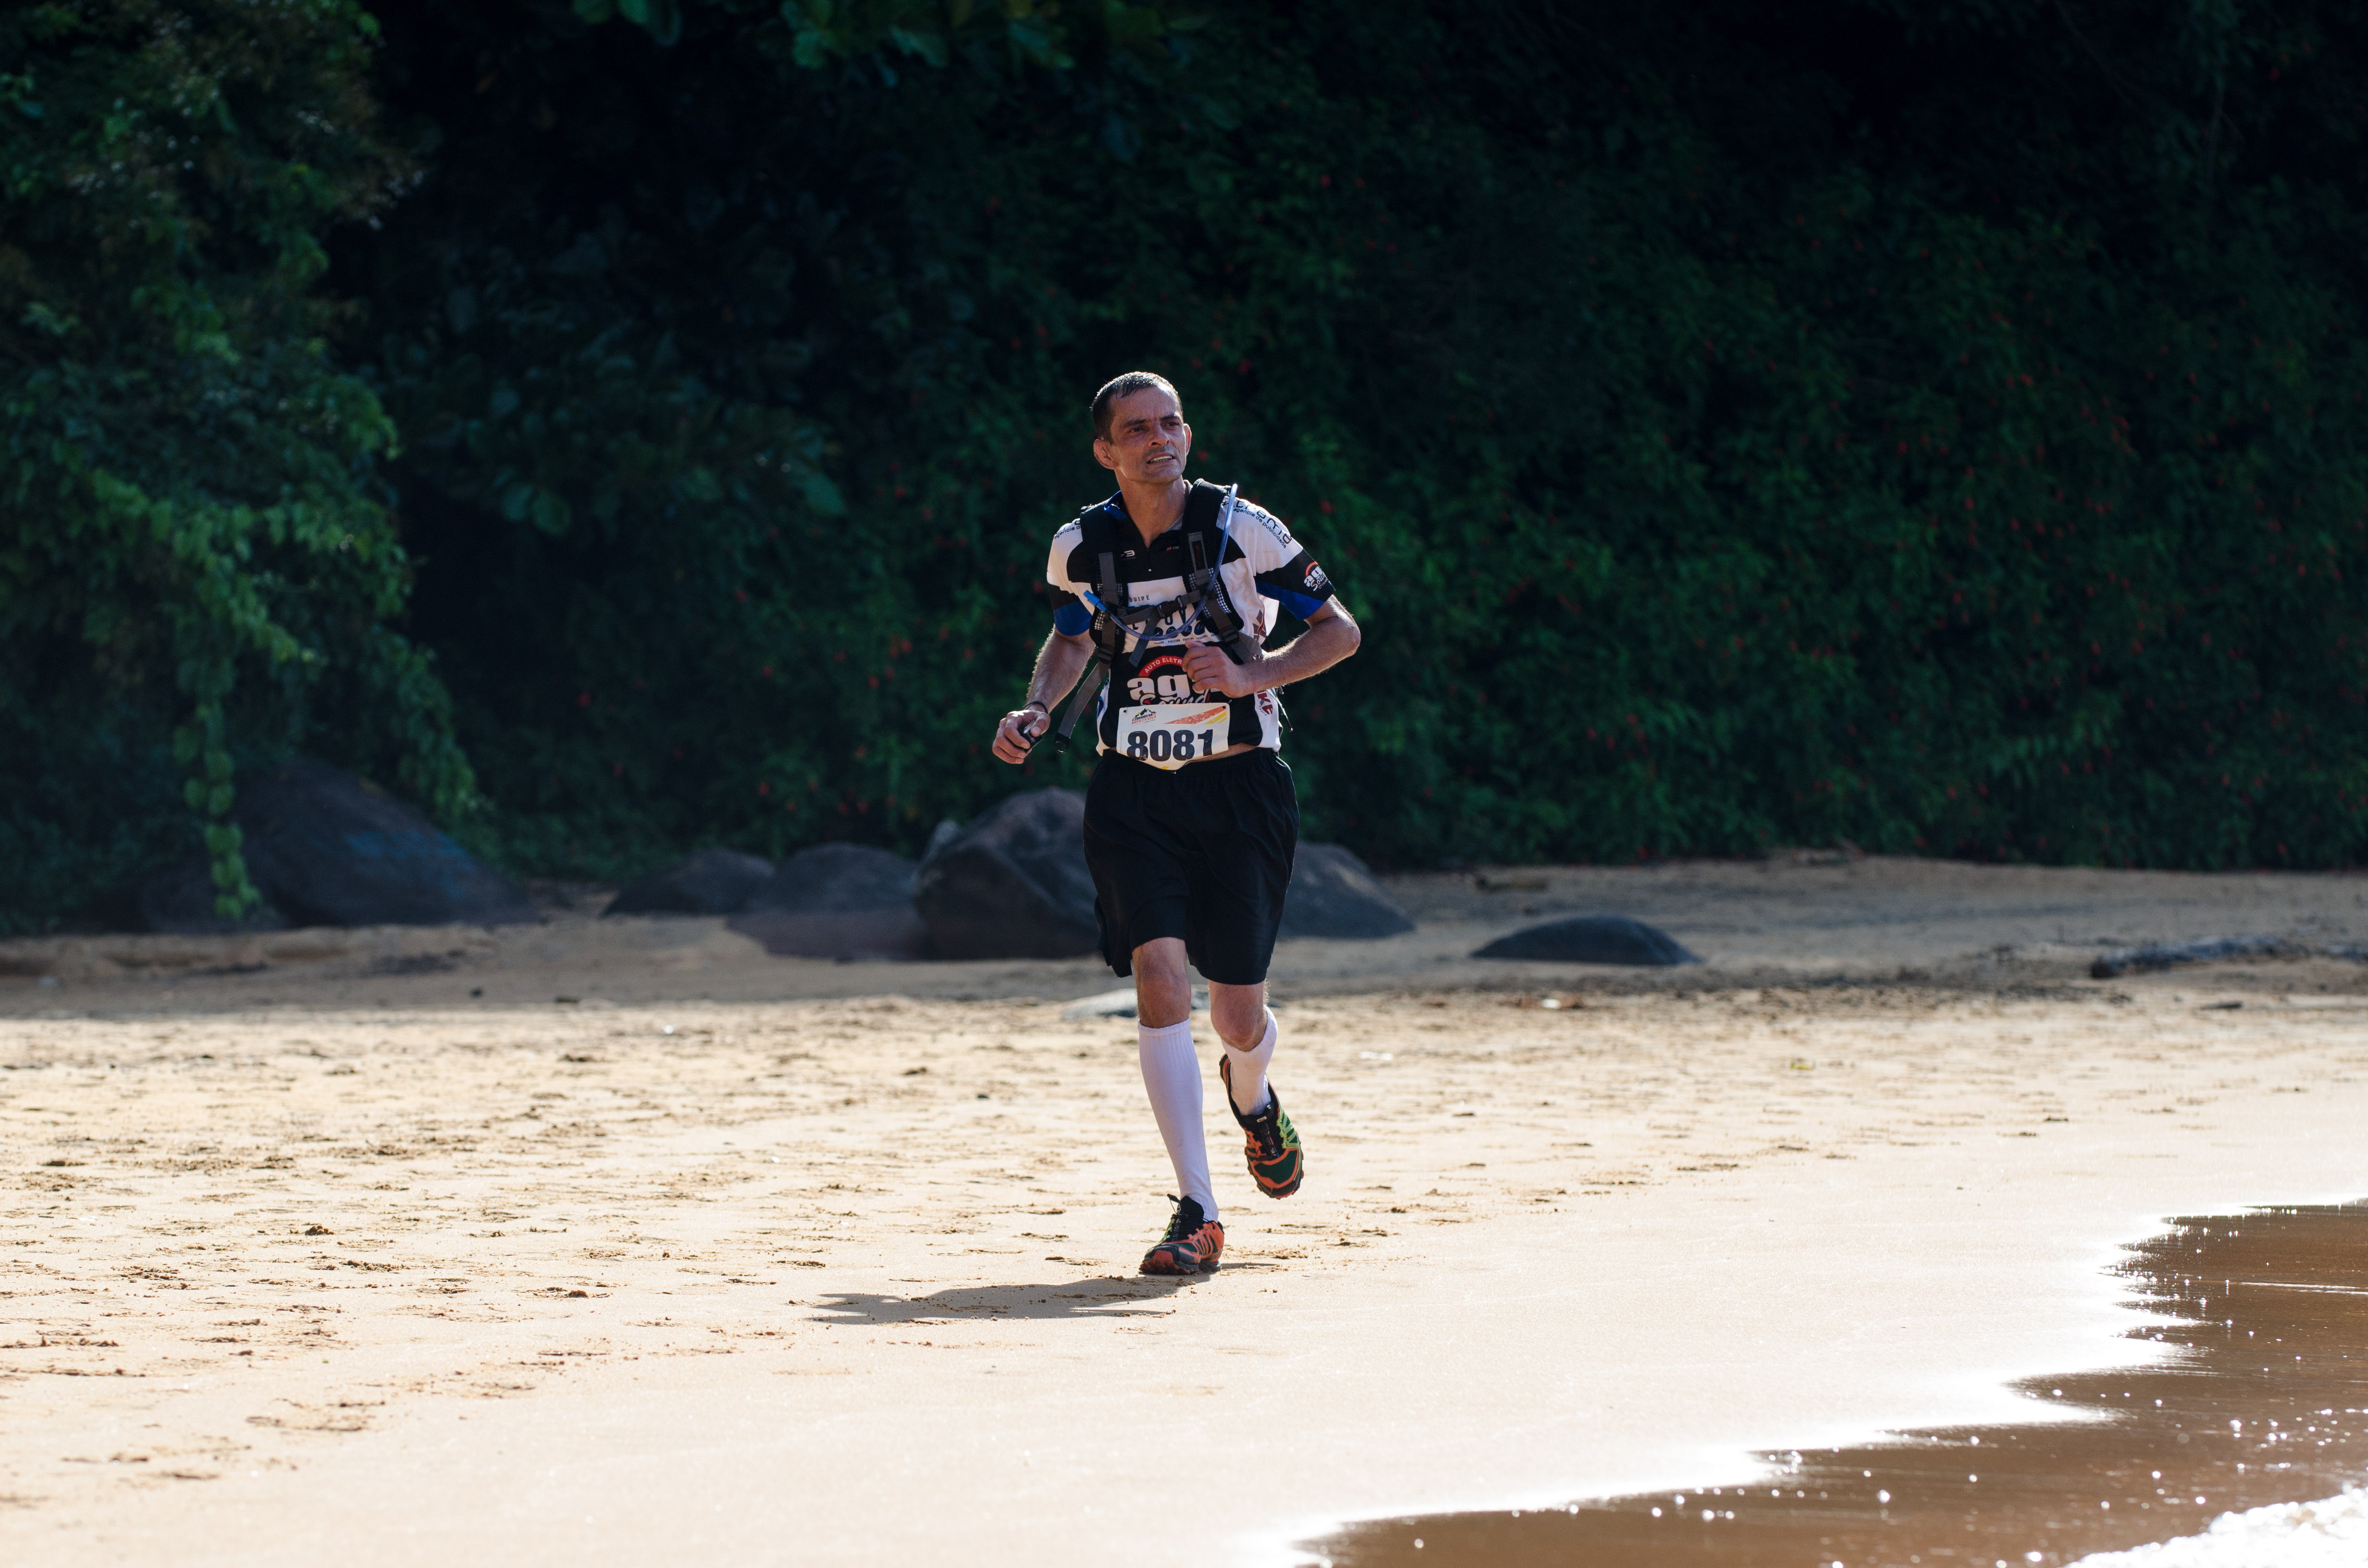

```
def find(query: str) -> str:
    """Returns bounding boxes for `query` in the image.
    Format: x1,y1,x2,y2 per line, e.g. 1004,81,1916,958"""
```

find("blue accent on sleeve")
1053,602,1093,636
1263,587,1324,622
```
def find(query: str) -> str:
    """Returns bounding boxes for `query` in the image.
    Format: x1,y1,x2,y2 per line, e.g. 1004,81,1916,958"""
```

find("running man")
990,371,1361,1275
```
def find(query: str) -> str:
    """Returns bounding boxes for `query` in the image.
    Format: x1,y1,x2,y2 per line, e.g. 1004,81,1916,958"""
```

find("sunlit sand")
5,858,2366,1566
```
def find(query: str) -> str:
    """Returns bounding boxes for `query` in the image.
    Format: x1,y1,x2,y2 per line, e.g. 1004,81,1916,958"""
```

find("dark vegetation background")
7,0,2368,930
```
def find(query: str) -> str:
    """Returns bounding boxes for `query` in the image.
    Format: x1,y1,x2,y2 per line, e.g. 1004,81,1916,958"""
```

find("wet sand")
4,858,2368,1566
1320,1203,2368,1567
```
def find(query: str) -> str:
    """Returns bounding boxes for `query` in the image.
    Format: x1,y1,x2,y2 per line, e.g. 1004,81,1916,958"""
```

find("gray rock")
1278,844,1414,939
1059,984,1208,1021
2089,935,2307,979
1472,915,1700,966
729,843,925,960
604,847,776,916
138,760,537,932
1061,987,1142,1020
913,788,1097,960
125,852,290,935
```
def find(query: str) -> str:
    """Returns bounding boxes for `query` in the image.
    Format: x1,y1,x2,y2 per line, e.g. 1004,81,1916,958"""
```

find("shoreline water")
1311,1203,2368,1568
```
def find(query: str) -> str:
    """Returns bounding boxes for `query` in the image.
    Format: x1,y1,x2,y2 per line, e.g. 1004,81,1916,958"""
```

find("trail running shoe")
1220,1054,1305,1199
1139,1195,1224,1275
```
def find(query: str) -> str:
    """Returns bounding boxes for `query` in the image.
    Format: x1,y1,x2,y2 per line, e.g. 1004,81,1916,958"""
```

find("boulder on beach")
127,760,535,933
1277,844,1414,940
1472,914,1700,966
235,761,540,929
729,843,925,960
923,818,961,860
913,788,1098,960
124,852,291,936
604,847,776,917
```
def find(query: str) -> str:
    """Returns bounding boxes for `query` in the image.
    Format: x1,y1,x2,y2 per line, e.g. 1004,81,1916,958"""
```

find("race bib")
1117,703,1231,770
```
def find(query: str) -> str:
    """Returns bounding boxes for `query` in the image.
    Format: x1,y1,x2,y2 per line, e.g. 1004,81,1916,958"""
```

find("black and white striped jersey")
1046,486,1336,756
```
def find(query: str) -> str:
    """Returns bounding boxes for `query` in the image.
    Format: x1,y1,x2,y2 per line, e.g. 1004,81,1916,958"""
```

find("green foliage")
346,0,2368,880
0,0,476,928
9,1,2368,930
344,0,1208,877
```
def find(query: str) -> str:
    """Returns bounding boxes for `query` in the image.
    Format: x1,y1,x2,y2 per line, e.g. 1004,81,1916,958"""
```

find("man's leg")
1133,936,1196,1029
1133,937,1216,1223
1209,980,1273,1115
1210,979,1300,1201
1083,764,1221,1274
1180,753,1303,1200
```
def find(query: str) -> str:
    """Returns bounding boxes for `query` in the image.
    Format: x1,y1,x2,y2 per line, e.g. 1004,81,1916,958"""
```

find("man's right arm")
991,627,1094,764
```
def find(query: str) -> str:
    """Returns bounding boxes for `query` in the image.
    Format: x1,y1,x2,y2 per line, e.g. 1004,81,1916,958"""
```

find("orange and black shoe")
1220,1056,1305,1199
1139,1195,1224,1275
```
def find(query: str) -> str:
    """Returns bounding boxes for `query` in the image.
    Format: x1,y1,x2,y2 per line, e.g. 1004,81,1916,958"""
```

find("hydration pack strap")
1050,486,1256,754
1184,524,1254,665
1051,559,1125,756
1048,656,1108,756
1096,552,1129,651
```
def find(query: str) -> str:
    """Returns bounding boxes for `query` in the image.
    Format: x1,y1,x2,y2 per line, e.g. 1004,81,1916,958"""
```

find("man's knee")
1133,938,1193,1028
1133,938,1189,985
1209,981,1267,1049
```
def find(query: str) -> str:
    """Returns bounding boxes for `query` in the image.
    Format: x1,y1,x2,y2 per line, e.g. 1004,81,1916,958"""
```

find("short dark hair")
1091,371,1181,441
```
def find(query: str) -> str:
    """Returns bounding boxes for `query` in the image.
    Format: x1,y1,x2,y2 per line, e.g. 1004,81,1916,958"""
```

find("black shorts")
1083,748,1299,986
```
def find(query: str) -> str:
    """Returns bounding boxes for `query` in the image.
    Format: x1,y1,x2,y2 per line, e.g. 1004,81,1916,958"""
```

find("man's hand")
1181,640,1263,698
991,704,1049,764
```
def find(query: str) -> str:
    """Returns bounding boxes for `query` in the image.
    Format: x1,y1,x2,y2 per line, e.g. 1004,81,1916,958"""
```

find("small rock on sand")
1061,988,1141,1020
2087,935,2309,979
1060,984,1209,1021
1472,915,1701,966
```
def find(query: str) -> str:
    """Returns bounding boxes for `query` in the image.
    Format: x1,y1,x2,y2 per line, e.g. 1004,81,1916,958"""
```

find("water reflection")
1317,1202,2368,1567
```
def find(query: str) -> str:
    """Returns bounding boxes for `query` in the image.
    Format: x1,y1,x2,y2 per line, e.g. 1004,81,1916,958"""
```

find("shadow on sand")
807,1271,1219,1323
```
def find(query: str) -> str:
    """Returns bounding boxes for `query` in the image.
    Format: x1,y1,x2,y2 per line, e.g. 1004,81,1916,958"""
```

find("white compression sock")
1137,1019,1217,1222
1224,1009,1277,1115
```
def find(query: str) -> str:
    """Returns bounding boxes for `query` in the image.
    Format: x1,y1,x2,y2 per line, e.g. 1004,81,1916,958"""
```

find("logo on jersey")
1303,561,1330,593
1125,648,1202,705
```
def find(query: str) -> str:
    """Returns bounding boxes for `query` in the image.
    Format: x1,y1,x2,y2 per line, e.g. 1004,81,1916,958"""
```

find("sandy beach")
4,856,2367,1566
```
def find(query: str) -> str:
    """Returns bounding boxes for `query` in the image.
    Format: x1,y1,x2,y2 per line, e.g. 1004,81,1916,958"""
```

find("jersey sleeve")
1046,522,1092,635
1233,502,1337,622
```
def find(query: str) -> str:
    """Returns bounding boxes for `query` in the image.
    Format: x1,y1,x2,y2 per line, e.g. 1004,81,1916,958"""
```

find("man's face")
1093,387,1192,486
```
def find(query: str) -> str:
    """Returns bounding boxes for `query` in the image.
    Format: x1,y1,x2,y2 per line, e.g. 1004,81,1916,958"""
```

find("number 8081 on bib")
1118,704,1231,770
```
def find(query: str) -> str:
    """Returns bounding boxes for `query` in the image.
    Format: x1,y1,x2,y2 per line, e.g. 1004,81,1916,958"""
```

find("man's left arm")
1182,600,1359,698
